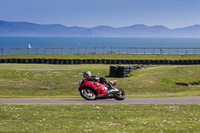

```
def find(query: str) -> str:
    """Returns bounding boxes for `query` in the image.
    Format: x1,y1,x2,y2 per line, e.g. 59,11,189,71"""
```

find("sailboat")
28,44,31,49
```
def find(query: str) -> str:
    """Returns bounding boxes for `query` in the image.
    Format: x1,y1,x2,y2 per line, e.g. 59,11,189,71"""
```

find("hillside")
1,20,200,37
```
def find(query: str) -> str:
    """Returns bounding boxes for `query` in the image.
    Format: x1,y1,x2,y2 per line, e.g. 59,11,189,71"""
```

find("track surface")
0,97,200,104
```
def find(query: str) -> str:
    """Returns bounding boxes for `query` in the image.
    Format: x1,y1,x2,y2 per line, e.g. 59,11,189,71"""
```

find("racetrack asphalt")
0,97,200,104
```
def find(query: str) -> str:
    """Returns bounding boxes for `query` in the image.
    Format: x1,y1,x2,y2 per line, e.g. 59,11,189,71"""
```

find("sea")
0,37,200,54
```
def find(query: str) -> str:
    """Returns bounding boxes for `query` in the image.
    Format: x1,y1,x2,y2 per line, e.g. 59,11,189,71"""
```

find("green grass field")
0,104,200,133
0,55,199,133
1,53,200,60
0,64,199,98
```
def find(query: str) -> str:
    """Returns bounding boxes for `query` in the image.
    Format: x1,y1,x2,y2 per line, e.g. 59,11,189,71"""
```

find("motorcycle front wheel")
113,88,126,100
80,88,97,100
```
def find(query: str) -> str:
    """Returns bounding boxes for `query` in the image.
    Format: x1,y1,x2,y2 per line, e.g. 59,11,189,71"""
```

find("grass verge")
0,104,200,133
0,64,199,98
0,53,200,60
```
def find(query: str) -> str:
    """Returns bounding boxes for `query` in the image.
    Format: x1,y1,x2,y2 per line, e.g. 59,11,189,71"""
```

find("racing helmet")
83,71,91,78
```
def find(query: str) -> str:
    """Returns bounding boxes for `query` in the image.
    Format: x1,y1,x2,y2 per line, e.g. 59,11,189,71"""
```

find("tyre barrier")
109,65,144,78
0,59,200,65
176,81,200,86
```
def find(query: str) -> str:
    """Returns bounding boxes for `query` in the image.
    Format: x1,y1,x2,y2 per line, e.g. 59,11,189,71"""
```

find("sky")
0,0,200,29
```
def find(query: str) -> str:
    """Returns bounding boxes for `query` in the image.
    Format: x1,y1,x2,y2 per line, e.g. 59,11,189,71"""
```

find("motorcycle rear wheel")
113,88,126,100
80,88,97,100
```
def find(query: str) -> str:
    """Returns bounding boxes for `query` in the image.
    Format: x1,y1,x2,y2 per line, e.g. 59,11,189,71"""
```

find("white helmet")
83,71,91,78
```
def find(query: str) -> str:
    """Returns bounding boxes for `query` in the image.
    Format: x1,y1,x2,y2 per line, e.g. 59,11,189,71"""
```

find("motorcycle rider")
83,71,113,90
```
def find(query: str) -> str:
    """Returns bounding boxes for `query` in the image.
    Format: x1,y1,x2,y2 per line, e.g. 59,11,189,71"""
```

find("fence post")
169,48,170,55
1,48,3,56
153,48,154,55
177,48,179,55
62,48,64,54
45,48,47,54
194,48,196,54
28,48,29,55
144,48,146,54
10,48,12,55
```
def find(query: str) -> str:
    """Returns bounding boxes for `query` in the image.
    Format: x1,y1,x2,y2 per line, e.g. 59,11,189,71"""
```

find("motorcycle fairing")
78,78,108,97
109,80,117,86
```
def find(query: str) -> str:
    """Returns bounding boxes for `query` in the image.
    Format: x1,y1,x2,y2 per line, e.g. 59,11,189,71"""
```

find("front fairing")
109,80,117,86
78,78,108,97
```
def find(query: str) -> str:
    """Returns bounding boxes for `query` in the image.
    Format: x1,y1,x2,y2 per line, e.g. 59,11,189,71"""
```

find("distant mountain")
0,20,200,37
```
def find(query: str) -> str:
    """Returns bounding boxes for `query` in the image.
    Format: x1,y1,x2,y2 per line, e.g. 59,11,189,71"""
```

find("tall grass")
0,104,200,133
0,64,199,98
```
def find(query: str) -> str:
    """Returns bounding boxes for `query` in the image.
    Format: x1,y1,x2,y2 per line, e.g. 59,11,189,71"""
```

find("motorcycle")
78,78,125,100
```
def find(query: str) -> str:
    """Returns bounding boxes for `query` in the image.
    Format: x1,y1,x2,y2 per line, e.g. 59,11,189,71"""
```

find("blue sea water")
0,37,200,54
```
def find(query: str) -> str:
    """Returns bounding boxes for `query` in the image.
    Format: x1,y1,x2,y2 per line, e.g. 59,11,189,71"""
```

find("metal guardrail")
1,47,200,55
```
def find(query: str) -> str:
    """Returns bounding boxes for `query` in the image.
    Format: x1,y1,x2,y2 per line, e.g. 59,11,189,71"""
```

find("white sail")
28,44,31,48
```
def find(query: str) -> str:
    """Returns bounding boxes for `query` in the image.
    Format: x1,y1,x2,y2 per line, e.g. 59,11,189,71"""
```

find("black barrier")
193,60,198,65
7,59,11,63
82,59,87,64
43,59,48,64
67,59,72,64
92,59,97,64
38,59,43,64
1,59,6,63
117,66,126,77
27,59,32,63
78,59,81,64
111,60,116,64
97,59,101,64
12,59,17,63
140,60,144,64
115,60,120,64
17,59,22,63
184,60,189,65
189,60,193,64
109,66,118,77
33,59,38,63
48,59,53,64
58,59,63,64
174,60,178,65
52,59,58,64
107,59,112,64
101,59,106,64
87,59,92,64
129,60,134,64
22,59,28,63
72,59,77,64
109,65,144,78
0,59,200,65
63,59,68,64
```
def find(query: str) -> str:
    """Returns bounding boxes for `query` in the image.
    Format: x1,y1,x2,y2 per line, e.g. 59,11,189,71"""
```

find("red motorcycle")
78,78,125,100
